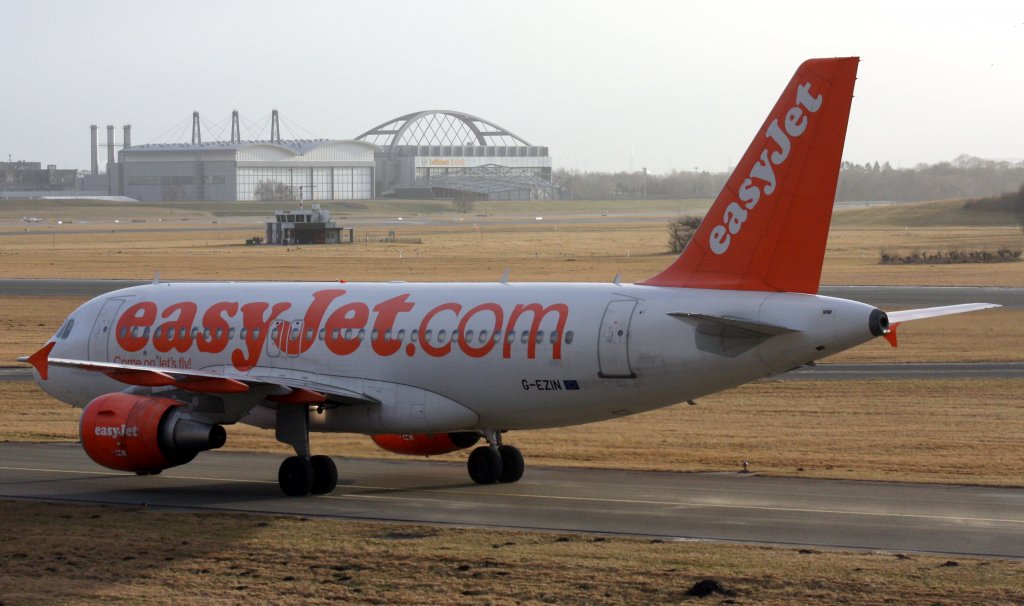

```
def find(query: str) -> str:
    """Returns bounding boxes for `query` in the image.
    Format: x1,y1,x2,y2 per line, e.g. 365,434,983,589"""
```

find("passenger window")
520,331,528,344
464,329,474,343
424,329,432,341
397,329,406,341
411,329,419,343
371,329,380,341
493,331,502,343
240,328,248,339
318,328,325,341
229,327,236,339
154,327,163,339
536,331,544,344
565,331,574,345
179,327,187,339
253,328,261,340
437,329,447,342
479,330,488,344
550,331,559,344
357,329,366,340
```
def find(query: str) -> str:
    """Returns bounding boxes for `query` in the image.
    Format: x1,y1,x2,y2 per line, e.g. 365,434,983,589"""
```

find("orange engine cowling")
371,432,480,456
79,393,226,474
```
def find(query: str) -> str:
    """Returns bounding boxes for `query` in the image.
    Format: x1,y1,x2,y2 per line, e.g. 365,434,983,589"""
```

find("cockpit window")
55,318,75,340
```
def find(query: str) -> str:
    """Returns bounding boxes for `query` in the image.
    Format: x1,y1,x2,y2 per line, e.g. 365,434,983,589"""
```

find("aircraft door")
89,298,125,361
598,299,637,378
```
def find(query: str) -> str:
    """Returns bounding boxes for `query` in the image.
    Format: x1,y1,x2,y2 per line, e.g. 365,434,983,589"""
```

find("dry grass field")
1,198,1021,286
1,500,1021,606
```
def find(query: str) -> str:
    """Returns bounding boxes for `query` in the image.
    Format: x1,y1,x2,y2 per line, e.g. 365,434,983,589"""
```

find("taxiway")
1,443,1021,558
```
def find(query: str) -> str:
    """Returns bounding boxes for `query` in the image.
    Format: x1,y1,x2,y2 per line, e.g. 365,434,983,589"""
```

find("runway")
1,278,1022,307
1,443,1022,558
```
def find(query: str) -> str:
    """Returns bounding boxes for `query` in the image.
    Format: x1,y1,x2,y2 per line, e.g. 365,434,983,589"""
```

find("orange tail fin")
640,57,859,293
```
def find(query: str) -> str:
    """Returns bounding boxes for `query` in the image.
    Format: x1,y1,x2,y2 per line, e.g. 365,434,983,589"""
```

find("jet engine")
371,432,480,456
79,393,226,474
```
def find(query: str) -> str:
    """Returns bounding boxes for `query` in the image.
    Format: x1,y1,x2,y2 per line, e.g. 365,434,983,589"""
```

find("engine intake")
371,432,480,456
80,393,225,474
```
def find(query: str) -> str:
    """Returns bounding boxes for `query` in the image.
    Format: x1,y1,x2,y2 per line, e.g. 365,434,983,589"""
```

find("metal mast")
270,109,281,143
230,110,241,144
192,111,202,145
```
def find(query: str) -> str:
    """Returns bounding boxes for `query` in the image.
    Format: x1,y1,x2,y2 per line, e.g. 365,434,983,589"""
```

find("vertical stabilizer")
640,57,859,293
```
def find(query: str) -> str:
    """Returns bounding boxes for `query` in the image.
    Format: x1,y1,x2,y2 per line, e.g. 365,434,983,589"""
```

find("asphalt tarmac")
1,443,1021,558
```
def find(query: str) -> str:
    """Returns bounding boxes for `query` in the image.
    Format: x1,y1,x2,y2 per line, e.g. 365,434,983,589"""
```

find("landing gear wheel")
309,455,338,495
467,446,503,484
498,445,524,483
278,455,314,496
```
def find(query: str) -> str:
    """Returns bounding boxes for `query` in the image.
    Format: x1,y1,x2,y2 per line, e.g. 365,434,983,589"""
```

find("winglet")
639,57,859,293
26,342,56,380
882,323,900,348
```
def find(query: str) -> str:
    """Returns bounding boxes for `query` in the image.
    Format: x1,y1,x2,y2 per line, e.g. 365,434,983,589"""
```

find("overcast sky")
2,0,1021,174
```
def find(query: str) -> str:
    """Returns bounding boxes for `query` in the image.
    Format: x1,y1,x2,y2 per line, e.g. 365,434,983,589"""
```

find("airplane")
21,216,44,224
21,57,998,496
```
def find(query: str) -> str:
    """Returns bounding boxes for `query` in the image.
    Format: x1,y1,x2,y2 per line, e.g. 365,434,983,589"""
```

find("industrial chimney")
106,125,115,168
90,125,99,176
123,124,132,149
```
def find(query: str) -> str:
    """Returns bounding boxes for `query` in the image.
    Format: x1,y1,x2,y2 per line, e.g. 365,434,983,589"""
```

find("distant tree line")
554,155,1024,202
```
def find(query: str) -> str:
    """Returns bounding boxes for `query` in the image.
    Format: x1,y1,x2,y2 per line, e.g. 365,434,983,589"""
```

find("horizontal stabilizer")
668,312,799,338
887,303,1001,323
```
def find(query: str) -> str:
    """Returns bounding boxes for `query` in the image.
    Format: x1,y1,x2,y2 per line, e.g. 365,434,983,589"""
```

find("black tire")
467,446,503,484
498,445,524,483
278,456,314,496
309,455,338,495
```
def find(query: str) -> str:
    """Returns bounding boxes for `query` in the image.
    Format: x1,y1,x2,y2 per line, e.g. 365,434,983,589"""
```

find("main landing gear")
467,430,524,485
275,405,338,496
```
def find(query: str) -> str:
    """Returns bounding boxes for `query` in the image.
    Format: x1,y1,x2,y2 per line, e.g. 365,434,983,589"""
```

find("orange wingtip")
26,342,56,380
883,322,901,348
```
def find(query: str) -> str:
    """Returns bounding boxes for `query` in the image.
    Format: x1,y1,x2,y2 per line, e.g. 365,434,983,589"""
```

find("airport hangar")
109,110,554,202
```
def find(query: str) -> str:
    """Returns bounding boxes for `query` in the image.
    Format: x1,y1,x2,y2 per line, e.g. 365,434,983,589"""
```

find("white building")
116,140,377,202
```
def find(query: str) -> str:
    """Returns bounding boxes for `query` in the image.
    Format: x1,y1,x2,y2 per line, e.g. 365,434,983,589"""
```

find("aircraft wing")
886,303,1001,323
20,342,377,406
882,303,1001,347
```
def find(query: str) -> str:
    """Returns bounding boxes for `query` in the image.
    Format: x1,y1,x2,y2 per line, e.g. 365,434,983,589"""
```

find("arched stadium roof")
356,110,532,150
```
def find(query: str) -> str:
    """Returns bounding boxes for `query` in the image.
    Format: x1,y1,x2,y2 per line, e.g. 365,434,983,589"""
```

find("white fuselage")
38,282,881,435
